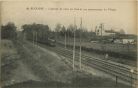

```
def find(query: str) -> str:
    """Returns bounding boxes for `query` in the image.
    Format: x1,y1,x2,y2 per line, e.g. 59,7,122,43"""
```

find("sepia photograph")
0,0,138,88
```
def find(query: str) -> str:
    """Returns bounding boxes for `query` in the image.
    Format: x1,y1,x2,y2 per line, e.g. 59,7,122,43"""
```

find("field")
57,37,137,67
59,37,136,56
1,39,132,88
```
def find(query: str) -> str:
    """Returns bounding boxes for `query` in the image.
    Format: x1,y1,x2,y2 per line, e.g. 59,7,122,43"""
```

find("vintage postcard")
0,0,138,88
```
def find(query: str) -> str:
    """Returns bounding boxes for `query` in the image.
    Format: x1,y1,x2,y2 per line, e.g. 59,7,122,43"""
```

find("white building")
95,24,117,36
114,38,135,44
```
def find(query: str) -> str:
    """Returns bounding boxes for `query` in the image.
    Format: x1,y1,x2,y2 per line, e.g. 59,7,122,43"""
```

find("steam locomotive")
37,37,56,47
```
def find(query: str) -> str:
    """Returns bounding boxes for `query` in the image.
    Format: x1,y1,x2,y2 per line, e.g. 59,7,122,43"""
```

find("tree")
22,23,50,40
119,29,125,34
1,22,17,39
67,24,75,37
55,23,62,39
55,23,62,33
60,26,66,36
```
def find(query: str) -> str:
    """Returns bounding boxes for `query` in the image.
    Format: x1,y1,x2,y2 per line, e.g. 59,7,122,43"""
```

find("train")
37,37,56,47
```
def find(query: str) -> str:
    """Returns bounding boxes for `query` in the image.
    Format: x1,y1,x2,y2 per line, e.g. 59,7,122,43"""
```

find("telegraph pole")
64,26,67,49
100,23,102,36
130,69,134,88
23,32,25,40
67,30,69,47
33,32,35,46
73,17,76,71
101,23,104,37
79,17,82,70
65,32,67,49
35,32,37,47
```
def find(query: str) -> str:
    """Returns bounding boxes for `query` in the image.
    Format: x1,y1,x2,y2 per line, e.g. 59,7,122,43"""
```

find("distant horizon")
2,22,137,35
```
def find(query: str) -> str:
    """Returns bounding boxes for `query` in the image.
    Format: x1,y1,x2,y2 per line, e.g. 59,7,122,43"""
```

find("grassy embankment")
1,39,19,86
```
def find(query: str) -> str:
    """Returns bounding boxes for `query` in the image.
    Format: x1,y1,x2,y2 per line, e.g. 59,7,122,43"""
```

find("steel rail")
37,42,138,86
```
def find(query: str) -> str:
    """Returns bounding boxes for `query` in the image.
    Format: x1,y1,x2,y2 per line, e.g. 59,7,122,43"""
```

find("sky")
1,1,137,34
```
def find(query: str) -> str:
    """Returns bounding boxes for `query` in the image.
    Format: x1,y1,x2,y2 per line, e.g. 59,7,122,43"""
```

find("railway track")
37,42,138,87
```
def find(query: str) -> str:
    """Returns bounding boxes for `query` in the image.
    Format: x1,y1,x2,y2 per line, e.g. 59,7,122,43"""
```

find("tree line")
1,22,96,40
22,23,96,41
55,23,95,39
